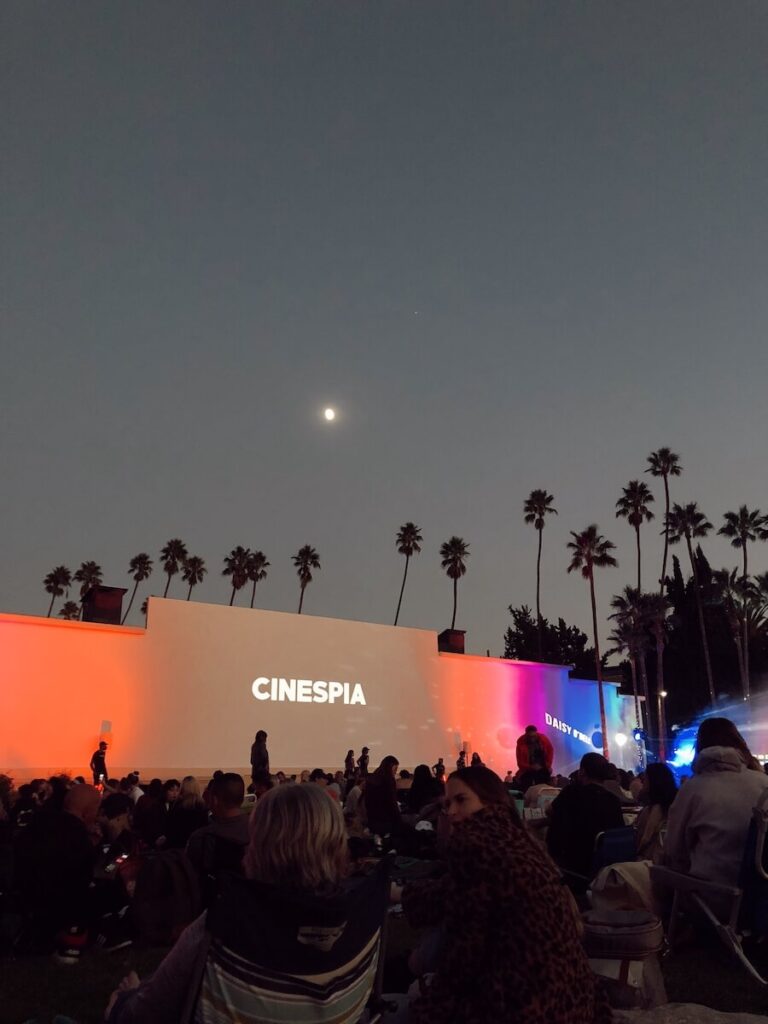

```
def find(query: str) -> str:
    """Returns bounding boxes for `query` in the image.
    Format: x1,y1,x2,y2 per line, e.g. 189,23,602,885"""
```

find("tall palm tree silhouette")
223,547,251,606
615,480,654,590
182,556,207,600
666,502,715,704
718,505,768,699
44,565,72,617
567,525,617,759
293,545,321,614
712,567,748,696
160,539,188,598
609,587,649,736
122,553,153,624
394,522,423,626
523,490,557,659
73,560,103,618
247,550,270,609
607,615,643,766
440,537,470,631
646,448,682,594
643,590,671,762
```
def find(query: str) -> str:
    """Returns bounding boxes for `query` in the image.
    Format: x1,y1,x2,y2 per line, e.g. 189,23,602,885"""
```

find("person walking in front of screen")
90,742,108,786
344,750,355,778
357,747,370,777
250,731,269,786
432,757,445,782
456,751,466,771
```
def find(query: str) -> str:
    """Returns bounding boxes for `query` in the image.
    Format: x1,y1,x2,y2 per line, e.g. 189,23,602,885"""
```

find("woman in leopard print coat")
401,767,611,1024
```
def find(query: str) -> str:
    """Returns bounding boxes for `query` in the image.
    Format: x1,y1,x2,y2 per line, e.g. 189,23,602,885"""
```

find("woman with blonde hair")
107,782,389,1023
165,775,208,849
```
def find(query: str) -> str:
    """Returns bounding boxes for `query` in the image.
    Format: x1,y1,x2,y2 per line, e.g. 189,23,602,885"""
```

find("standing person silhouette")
250,731,269,787
344,750,355,778
90,742,108,786
456,751,466,771
357,747,370,777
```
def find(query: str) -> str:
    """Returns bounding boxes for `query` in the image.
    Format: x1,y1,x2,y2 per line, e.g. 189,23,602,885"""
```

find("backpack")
131,849,202,945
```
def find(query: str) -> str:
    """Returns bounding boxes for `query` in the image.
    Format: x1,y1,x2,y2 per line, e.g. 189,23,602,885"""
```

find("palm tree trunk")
122,580,139,624
638,650,652,736
742,545,750,700
536,527,543,659
394,556,410,626
656,634,667,763
451,577,458,631
635,525,642,591
187,583,193,600
47,593,55,617
298,583,305,614
250,580,256,609
660,474,670,596
229,586,236,607
163,573,171,598
629,654,644,769
686,536,715,704
589,572,610,759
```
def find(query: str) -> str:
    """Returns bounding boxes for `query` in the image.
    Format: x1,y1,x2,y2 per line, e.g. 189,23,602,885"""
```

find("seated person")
186,773,249,878
106,784,389,1024
663,717,768,886
406,764,443,816
133,780,167,848
396,766,610,1024
546,753,625,885
15,784,101,956
362,756,401,836
635,763,677,863
164,777,208,849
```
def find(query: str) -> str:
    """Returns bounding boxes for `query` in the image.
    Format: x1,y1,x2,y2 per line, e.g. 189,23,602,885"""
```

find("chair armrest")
650,865,741,898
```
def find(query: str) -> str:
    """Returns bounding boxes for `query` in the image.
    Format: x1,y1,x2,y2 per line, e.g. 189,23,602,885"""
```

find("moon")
323,407,336,422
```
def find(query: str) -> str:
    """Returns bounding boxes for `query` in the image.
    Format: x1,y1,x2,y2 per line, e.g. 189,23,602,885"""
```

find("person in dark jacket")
165,777,208,849
250,730,270,784
398,766,611,1024
357,747,370,777
362,755,400,835
546,753,624,887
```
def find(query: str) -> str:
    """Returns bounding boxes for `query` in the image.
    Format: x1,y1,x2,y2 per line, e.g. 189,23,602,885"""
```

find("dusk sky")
2,3,768,656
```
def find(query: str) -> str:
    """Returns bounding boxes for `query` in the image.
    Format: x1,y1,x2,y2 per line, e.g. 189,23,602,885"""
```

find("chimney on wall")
437,628,465,654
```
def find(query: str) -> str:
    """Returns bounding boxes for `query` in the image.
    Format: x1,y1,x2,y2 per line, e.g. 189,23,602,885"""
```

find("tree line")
41,446,768,756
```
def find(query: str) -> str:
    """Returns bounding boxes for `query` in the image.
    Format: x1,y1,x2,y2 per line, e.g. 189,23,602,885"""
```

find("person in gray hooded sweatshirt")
663,717,768,887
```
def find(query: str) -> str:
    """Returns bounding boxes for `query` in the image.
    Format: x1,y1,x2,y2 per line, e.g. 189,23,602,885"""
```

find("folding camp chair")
650,788,768,984
592,827,638,877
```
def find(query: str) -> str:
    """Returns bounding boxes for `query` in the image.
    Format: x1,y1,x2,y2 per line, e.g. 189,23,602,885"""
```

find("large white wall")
1,599,635,780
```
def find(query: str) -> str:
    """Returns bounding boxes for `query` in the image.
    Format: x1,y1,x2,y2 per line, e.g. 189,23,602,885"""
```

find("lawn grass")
2,927,768,1022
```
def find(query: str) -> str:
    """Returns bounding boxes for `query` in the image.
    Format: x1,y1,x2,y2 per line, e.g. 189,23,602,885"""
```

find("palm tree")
222,546,251,606
160,539,188,598
718,506,768,700
73,560,103,618
182,556,207,600
293,545,321,614
247,550,270,608
59,600,81,621
523,490,558,658
712,567,747,692
615,481,655,590
607,615,643,756
646,448,682,594
440,537,470,631
122,553,153,624
643,591,671,762
666,502,715,704
566,526,617,759
43,565,72,617
609,587,650,736
394,522,423,626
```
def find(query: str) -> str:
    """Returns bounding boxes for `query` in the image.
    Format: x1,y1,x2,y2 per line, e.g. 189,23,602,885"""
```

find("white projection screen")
1,599,637,780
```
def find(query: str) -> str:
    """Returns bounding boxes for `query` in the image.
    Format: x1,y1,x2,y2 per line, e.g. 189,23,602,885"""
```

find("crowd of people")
1,716,767,1022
